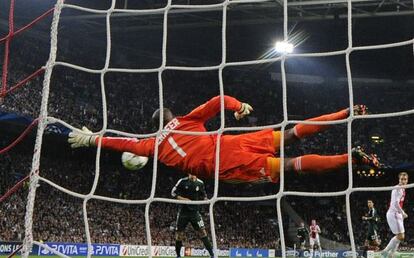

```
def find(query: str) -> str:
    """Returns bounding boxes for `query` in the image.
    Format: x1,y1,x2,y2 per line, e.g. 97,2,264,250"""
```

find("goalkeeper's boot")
353,104,368,116
352,146,380,168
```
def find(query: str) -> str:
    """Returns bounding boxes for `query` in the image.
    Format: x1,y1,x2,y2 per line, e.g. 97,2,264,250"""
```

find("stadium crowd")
1,81,414,251
1,36,414,251
1,154,413,250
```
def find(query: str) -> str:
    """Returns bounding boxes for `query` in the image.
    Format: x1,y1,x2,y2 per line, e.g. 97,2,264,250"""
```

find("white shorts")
310,236,320,247
387,211,405,234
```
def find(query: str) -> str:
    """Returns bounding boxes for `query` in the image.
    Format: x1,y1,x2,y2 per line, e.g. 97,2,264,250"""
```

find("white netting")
19,0,414,258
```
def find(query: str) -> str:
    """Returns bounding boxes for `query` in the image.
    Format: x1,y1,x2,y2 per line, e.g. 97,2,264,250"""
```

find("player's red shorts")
218,129,280,183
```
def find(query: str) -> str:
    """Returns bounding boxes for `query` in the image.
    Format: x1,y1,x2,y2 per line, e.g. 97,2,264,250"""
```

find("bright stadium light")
274,41,294,54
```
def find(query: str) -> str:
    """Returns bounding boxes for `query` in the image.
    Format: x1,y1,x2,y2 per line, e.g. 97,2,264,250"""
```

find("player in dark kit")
362,200,380,257
171,174,214,258
297,222,309,250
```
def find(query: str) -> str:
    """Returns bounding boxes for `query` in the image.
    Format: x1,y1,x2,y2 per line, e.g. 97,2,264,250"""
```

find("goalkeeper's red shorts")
218,129,280,183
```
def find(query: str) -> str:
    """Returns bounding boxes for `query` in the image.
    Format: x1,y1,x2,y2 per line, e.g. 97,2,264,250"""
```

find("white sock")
383,236,400,253
390,238,401,254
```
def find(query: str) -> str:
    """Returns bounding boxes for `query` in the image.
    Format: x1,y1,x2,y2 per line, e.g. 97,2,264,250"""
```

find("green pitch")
370,253,414,258
1,256,119,258
2,256,175,258
1,256,229,258
1,256,233,258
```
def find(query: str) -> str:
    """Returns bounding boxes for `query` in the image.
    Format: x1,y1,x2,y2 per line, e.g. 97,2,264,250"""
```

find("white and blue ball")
121,152,148,171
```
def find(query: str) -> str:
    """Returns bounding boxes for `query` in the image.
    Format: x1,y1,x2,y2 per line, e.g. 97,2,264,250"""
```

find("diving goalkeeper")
68,95,380,183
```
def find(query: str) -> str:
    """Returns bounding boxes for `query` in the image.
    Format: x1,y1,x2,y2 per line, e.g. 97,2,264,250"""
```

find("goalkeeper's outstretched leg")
265,105,377,180
267,146,380,180
282,105,367,145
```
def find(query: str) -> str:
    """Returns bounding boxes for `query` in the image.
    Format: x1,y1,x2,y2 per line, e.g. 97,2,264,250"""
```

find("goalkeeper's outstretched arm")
184,95,253,122
68,127,155,157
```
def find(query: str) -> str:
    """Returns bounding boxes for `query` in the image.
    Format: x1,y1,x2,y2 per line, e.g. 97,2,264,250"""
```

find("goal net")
0,0,413,258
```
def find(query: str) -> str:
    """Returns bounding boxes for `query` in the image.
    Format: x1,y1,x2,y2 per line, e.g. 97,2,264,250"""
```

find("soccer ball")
121,152,149,171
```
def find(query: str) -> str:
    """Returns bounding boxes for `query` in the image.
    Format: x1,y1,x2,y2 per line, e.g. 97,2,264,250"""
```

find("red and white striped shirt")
388,185,406,214
310,225,320,238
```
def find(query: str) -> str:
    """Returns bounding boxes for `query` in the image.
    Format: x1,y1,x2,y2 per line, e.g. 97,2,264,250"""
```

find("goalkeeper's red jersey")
99,95,277,183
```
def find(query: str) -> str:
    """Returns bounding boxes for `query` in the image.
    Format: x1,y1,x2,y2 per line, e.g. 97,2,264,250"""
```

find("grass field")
0,256,411,258
0,257,230,258
1,256,213,258
1,256,232,258
1,256,229,258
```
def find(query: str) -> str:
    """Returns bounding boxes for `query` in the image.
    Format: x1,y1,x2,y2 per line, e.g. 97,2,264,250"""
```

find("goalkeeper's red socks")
293,154,348,173
293,109,349,138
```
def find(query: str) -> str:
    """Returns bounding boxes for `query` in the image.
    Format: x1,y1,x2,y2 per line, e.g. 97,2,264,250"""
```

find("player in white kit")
309,219,322,254
382,172,408,258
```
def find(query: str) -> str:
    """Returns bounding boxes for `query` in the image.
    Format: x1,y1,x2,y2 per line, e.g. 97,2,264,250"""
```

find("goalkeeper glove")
68,126,98,148
234,103,253,120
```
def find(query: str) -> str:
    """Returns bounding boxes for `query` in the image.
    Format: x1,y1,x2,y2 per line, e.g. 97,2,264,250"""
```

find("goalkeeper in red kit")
68,95,380,183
